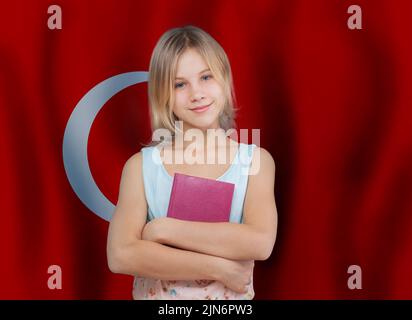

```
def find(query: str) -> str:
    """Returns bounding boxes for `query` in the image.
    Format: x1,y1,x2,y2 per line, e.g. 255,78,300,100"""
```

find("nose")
190,83,205,103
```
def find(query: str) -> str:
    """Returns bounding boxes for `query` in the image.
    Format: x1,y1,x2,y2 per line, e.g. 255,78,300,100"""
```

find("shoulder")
121,152,143,179
249,146,276,177
115,151,148,208
253,146,275,166
123,145,159,168
125,151,142,167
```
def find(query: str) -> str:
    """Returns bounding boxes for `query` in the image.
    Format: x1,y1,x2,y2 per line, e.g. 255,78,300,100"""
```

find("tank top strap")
226,143,257,223
238,143,257,174
141,146,161,221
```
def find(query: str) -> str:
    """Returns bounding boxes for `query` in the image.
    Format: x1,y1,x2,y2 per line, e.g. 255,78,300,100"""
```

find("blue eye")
175,82,185,89
202,74,212,81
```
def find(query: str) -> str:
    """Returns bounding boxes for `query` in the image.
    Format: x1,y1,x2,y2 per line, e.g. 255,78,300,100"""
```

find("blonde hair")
144,25,238,146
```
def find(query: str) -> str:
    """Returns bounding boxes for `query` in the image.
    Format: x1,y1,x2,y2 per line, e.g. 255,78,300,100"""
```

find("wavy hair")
144,25,238,146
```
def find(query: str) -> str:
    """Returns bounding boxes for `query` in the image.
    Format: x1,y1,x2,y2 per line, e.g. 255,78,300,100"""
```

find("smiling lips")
190,103,212,113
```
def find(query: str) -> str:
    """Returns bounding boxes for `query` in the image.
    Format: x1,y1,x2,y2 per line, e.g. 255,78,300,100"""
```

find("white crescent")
63,72,148,221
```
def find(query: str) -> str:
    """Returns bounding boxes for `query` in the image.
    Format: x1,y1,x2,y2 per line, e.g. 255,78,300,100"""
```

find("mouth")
190,102,212,113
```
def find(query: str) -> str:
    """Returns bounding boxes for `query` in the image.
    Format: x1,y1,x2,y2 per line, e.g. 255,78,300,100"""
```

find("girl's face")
171,48,224,132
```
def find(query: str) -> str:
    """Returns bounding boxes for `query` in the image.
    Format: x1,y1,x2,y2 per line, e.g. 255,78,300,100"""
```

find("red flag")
1,0,412,299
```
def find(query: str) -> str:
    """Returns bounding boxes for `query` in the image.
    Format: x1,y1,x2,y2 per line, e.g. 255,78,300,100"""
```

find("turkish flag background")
1,0,412,299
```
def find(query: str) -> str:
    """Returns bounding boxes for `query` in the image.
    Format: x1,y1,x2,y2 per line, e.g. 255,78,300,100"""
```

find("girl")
107,25,278,300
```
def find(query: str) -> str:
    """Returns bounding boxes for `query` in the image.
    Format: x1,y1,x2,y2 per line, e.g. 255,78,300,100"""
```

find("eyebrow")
175,68,211,80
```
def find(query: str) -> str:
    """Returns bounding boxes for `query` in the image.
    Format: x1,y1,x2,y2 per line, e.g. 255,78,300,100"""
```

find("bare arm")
107,152,253,292
142,147,278,261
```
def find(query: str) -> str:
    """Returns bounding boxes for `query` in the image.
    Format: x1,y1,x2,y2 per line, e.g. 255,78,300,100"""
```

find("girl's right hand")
216,259,254,294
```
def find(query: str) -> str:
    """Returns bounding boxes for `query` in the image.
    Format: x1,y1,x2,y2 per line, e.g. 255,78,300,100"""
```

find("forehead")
175,48,209,77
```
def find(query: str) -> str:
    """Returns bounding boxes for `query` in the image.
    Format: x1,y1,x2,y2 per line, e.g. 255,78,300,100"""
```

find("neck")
173,127,231,150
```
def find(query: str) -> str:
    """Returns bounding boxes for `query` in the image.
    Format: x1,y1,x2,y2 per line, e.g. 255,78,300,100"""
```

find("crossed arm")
141,148,278,261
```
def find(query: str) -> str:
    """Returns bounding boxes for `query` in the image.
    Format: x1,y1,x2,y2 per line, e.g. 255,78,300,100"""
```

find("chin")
186,118,220,131
183,112,219,129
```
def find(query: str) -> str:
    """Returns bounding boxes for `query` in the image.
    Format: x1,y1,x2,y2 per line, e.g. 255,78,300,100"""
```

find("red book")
167,173,235,222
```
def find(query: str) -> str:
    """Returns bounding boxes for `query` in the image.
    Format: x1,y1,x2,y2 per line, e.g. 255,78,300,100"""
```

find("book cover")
166,173,235,222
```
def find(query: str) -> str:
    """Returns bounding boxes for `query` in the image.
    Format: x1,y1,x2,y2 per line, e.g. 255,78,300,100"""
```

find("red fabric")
1,0,412,299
